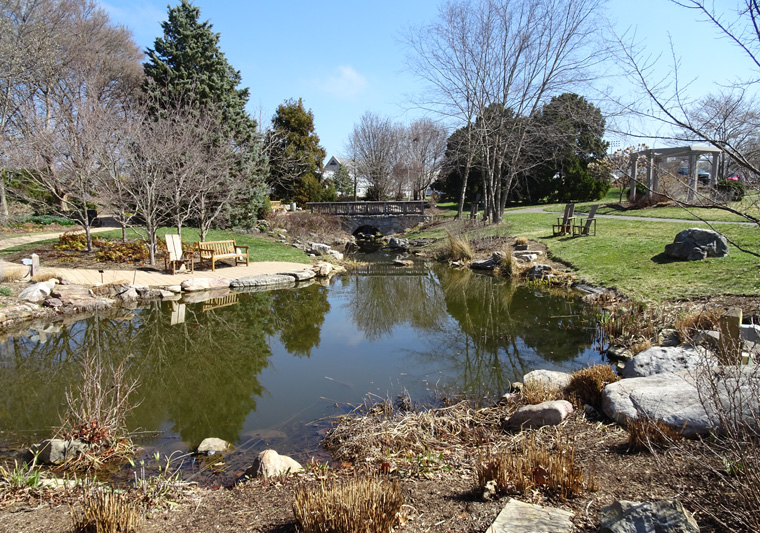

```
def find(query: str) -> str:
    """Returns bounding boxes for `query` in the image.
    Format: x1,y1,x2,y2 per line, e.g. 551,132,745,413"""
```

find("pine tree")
266,98,327,202
143,0,267,227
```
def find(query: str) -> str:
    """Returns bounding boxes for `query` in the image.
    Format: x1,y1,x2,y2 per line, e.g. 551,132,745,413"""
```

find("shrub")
268,211,346,243
93,239,148,264
70,488,142,533
716,179,745,201
28,215,76,226
55,231,87,251
477,431,595,500
565,364,620,409
293,477,403,533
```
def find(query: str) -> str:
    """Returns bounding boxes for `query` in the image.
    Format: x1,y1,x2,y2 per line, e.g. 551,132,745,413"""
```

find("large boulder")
602,367,760,437
601,500,699,533
18,280,56,303
180,277,230,292
231,274,296,289
504,400,574,430
245,449,303,479
621,346,714,378
664,228,729,261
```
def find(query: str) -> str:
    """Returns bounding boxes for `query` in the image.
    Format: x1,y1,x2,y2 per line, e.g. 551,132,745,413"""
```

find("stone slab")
487,499,574,533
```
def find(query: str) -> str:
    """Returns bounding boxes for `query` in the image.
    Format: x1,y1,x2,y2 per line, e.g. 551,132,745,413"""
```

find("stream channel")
0,255,607,484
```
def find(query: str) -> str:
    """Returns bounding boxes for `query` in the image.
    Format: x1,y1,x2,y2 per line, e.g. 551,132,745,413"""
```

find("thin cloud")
313,66,369,99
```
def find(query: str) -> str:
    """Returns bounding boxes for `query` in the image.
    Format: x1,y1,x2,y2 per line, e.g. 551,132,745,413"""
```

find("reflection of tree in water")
345,271,448,340
409,266,598,402
0,293,279,449
129,292,275,448
268,285,330,357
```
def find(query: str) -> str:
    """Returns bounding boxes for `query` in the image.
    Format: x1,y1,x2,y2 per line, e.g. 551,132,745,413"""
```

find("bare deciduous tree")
404,118,448,200
348,112,402,200
2,0,142,250
405,0,604,222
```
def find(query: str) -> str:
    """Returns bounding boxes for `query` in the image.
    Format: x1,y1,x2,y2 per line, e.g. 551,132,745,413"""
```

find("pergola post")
629,155,638,201
652,158,660,197
711,152,720,187
688,152,697,202
646,152,654,199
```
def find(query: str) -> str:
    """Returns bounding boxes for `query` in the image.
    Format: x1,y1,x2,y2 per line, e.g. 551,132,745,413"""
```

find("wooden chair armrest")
236,245,249,251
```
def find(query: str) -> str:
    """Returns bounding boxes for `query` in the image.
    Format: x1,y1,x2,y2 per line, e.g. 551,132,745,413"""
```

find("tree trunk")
0,170,8,224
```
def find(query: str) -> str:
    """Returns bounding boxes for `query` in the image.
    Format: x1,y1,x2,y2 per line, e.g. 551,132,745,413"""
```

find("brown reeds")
675,308,723,342
293,477,403,533
565,364,620,409
521,380,564,405
625,417,682,452
436,230,473,262
477,430,595,500
70,488,142,533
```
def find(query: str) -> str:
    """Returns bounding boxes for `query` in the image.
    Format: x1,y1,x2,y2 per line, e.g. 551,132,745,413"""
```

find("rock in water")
245,449,303,479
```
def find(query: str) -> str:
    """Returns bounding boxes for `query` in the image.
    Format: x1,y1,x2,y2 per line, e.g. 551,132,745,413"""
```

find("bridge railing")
306,201,426,216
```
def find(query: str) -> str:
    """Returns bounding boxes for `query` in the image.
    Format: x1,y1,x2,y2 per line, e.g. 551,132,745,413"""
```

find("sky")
99,0,752,161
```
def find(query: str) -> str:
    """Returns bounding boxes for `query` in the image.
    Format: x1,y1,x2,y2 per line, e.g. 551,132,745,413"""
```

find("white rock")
167,285,182,293
18,280,56,303
327,250,344,261
505,400,574,429
197,437,231,454
523,369,572,391
245,449,303,478
488,498,574,533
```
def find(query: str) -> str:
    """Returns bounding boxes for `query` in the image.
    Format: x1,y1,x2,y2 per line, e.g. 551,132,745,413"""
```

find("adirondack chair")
552,203,575,235
163,234,194,275
573,204,599,236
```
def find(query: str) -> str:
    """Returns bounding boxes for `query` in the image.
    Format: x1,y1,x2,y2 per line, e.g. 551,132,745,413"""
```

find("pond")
0,259,606,479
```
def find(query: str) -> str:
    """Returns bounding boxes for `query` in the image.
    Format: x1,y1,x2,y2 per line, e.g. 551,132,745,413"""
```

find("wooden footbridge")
306,201,428,235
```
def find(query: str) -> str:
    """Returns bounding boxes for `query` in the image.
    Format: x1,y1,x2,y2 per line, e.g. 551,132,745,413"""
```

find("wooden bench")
270,200,289,213
194,240,249,272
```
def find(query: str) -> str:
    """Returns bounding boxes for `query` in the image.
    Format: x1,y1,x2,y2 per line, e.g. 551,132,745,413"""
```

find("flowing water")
0,259,605,480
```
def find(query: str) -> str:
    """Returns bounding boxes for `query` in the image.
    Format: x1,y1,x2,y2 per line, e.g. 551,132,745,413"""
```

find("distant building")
323,155,370,198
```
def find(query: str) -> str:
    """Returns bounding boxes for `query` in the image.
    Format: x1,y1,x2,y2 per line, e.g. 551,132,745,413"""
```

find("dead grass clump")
30,272,59,282
494,246,516,278
70,488,142,533
565,364,620,409
597,302,660,348
626,417,682,452
1,267,25,281
521,380,564,405
477,430,596,500
436,230,473,263
293,477,403,533
323,399,504,466
630,339,652,356
675,308,723,341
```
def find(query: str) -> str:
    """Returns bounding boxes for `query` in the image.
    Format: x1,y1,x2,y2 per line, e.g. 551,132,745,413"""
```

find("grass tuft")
70,488,142,533
436,230,473,262
565,364,620,409
477,430,595,500
293,477,403,533
626,417,682,452
521,380,564,405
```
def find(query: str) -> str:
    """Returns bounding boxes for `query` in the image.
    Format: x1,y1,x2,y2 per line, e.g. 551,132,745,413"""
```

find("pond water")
0,259,605,477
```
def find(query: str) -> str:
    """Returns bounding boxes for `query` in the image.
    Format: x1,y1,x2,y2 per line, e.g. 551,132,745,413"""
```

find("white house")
323,155,370,198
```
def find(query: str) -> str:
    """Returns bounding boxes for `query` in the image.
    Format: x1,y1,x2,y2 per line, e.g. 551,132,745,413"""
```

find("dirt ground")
0,411,738,533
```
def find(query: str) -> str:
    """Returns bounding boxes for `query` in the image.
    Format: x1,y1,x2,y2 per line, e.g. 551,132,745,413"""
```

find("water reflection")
0,262,602,453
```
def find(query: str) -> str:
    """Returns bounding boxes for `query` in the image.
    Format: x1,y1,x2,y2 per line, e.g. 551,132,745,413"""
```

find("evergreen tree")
266,98,326,203
143,1,267,226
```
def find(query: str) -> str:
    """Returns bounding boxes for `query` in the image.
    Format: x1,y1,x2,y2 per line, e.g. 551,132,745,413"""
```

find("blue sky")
100,0,749,160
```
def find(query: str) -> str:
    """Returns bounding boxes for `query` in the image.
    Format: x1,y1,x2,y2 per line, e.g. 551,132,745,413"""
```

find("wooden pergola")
629,145,723,202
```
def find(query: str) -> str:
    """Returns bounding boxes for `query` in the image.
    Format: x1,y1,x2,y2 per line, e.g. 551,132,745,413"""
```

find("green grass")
409,209,760,301
0,227,310,264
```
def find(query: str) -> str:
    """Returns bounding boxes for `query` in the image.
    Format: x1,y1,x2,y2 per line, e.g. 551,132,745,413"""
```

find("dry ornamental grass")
293,477,403,533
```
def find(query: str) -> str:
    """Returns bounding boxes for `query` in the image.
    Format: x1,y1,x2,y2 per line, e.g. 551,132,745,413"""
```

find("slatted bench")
195,240,249,272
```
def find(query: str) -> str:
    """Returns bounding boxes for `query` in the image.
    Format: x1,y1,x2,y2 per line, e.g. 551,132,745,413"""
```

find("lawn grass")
408,210,760,301
0,227,310,264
